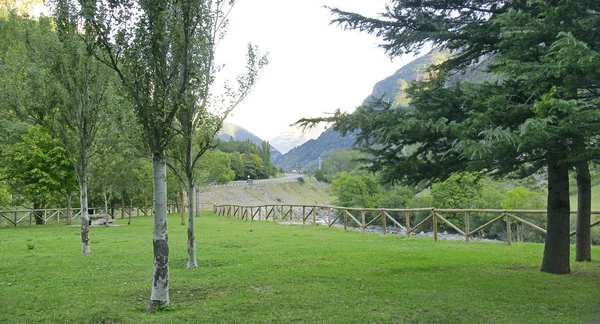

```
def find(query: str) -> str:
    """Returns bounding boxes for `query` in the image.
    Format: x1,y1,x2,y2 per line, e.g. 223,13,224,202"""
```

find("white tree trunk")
148,151,170,309
80,176,91,254
186,180,197,268
66,193,72,225
195,186,200,217
103,185,111,226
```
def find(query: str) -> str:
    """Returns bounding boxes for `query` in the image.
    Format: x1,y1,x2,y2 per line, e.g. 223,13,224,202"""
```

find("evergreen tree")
317,0,600,273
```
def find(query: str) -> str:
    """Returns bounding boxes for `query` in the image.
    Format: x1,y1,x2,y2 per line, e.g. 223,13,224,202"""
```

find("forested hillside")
217,122,283,164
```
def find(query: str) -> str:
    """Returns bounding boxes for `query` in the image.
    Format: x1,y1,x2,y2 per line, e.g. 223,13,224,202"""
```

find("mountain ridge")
277,50,448,171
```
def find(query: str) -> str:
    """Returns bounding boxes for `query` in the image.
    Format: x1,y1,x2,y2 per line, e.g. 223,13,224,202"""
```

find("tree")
81,0,266,309
321,0,600,274
322,149,365,177
329,171,383,208
502,187,531,210
196,150,234,185
2,125,77,223
259,140,276,178
168,38,266,267
228,152,245,180
0,7,113,248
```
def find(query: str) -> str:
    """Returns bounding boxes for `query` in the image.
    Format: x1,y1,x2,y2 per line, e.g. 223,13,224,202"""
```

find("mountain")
269,123,327,154
367,51,448,106
277,51,448,171
216,122,284,164
276,127,355,172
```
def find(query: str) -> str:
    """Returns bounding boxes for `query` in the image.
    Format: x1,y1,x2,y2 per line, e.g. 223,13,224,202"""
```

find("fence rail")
0,203,214,227
214,204,600,245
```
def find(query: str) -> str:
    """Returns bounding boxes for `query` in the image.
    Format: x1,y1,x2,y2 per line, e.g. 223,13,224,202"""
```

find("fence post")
361,210,366,232
313,206,316,227
28,211,30,226
44,209,47,224
433,209,438,242
465,211,470,243
302,206,306,225
405,210,410,238
344,210,347,231
382,211,387,236
506,211,512,246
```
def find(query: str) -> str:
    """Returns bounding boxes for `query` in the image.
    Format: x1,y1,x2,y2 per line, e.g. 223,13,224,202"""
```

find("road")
208,173,304,188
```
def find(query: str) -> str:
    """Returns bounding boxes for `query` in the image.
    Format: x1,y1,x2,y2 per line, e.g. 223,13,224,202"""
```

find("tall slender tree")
79,0,265,309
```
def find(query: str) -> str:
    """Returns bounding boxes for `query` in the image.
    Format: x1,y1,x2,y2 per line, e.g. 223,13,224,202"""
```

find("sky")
215,0,416,140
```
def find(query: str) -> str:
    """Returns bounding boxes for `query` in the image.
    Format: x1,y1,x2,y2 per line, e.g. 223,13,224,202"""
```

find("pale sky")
215,0,415,140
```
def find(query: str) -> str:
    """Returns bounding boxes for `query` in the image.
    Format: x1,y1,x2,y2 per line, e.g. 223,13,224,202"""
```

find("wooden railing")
0,203,214,227
214,204,600,245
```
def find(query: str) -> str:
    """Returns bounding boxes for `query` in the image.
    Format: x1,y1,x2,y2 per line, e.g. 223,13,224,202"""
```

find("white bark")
148,151,170,309
66,193,72,225
80,175,91,254
186,180,197,268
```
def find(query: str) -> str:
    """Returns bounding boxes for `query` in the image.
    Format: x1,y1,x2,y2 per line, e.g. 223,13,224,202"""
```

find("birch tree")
79,0,253,309
169,40,268,268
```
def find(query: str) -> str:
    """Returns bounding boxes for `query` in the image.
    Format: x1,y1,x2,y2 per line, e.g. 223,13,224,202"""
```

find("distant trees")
330,172,382,208
215,138,277,180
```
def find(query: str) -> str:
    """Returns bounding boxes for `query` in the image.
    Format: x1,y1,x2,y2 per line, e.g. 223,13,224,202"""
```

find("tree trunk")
66,193,72,225
148,151,169,310
103,185,111,226
180,188,185,225
128,198,133,225
541,152,570,274
195,185,200,217
33,202,44,225
80,175,91,254
186,179,197,268
121,194,126,219
576,162,592,262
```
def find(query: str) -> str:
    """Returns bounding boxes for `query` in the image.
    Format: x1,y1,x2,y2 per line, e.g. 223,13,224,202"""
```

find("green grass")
1,213,599,323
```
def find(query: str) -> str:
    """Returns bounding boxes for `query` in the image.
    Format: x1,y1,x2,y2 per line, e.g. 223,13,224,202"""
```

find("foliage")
322,149,366,177
196,150,234,185
329,171,383,208
502,187,531,210
378,185,416,209
432,172,482,210
313,168,328,183
1,126,76,210
227,152,245,180
325,0,600,274
217,138,276,179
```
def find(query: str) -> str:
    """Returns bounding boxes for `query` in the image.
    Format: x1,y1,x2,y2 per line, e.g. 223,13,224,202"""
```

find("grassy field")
1,213,599,323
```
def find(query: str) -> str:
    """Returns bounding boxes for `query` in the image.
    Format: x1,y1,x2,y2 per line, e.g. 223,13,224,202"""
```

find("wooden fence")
0,203,214,227
214,204,600,245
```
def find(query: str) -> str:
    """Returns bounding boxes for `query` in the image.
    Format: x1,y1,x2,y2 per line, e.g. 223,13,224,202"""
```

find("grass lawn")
1,213,599,323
